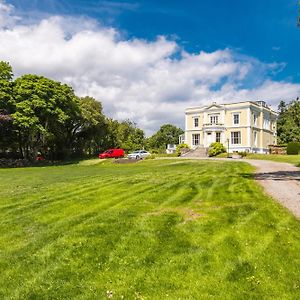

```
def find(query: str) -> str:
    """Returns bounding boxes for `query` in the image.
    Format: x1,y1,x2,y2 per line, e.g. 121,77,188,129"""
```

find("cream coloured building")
181,101,278,154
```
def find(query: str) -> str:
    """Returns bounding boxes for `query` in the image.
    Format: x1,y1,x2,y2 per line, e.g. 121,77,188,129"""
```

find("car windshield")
132,151,140,154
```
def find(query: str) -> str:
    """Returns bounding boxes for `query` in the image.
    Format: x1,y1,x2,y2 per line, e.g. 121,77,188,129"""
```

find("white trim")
247,108,251,148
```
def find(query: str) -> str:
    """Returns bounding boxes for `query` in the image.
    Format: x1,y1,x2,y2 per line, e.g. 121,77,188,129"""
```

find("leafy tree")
0,61,16,154
12,74,80,159
102,119,145,152
277,98,300,144
75,96,106,155
147,124,184,150
0,61,14,113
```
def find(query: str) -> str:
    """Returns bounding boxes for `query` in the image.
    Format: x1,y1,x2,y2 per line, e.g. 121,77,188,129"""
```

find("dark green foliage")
0,61,148,159
277,98,300,144
147,124,183,150
208,142,226,157
287,142,300,155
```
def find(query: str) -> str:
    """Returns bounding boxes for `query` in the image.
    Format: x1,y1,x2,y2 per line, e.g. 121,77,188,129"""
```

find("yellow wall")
184,101,277,151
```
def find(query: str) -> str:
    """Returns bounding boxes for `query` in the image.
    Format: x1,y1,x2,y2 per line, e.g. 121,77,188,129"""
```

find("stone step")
181,147,208,158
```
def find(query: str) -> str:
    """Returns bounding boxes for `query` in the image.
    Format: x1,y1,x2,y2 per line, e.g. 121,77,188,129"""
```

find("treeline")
0,61,183,160
277,98,300,144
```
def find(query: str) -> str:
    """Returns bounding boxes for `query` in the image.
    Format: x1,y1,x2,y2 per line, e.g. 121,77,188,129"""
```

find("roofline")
185,100,278,115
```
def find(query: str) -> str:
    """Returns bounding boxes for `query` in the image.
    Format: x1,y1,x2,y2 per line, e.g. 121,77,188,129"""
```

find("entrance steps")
181,146,208,158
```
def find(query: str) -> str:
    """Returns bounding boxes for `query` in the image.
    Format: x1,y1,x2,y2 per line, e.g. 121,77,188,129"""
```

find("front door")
207,132,213,146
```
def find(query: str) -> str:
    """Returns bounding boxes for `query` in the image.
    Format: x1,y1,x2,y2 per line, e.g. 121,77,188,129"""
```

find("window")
253,114,257,126
254,131,257,147
194,117,199,127
233,113,240,125
210,115,219,124
216,132,221,143
192,134,200,146
263,118,270,130
231,131,241,144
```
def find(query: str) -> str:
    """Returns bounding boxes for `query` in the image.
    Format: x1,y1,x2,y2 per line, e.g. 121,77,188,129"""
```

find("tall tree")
277,98,300,144
12,74,80,159
75,96,107,155
0,61,14,113
0,61,16,154
147,124,184,150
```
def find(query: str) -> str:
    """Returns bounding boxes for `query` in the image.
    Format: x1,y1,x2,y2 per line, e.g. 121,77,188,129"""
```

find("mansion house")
181,101,278,154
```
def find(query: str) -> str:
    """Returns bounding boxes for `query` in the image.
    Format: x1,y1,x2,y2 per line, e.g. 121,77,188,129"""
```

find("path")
243,159,300,218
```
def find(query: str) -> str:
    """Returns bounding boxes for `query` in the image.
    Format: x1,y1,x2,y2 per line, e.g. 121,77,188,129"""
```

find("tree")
75,96,107,155
277,98,300,144
147,124,184,150
12,74,80,159
0,61,16,154
0,61,14,113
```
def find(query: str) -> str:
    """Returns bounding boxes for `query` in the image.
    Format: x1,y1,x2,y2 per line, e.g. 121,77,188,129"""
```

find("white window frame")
253,114,258,126
192,134,200,146
216,132,221,143
194,117,199,128
233,113,240,125
231,131,241,145
210,115,219,124
254,131,258,147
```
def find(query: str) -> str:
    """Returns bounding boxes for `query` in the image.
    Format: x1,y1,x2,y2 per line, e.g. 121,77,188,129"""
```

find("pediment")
205,103,223,110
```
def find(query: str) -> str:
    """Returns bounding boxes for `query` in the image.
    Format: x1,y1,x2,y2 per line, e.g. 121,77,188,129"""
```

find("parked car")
127,150,150,160
99,149,124,159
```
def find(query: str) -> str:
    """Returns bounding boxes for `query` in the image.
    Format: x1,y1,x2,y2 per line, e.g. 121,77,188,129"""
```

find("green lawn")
1,159,300,299
217,152,300,166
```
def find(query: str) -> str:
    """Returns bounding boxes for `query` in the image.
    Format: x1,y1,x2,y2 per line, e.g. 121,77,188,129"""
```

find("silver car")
127,150,151,160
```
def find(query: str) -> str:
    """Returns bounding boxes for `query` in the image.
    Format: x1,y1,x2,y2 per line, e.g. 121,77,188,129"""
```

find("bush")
208,142,226,157
287,142,300,155
176,143,190,156
238,151,247,158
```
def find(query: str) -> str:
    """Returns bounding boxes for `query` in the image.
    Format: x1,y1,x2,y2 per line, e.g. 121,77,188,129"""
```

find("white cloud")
0,0,300,135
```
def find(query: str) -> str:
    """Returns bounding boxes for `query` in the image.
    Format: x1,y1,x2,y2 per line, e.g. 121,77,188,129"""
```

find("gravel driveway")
243,159,300,218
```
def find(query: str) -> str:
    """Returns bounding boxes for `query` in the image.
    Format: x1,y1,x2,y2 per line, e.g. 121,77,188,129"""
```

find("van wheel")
136,155,139,160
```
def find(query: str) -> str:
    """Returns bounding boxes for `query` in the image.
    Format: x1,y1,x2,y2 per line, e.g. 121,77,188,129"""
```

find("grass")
217,152,300,166
1,159,300,299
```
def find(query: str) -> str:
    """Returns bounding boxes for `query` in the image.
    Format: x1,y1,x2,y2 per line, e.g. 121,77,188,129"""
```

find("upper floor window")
231,131,241,144
233,113,240,125
194,117,199,127
210,115,219,124
263,118,270,130
253,114,258,126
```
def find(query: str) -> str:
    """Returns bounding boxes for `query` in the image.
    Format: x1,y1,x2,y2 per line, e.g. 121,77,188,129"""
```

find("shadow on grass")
0,158,83,169
240,170,300,181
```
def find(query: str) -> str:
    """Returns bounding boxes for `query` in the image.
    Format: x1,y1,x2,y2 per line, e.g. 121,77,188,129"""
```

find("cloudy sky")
0,0,300,134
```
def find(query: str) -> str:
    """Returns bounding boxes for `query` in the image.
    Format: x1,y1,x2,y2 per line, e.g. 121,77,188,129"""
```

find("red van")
99,149,124,159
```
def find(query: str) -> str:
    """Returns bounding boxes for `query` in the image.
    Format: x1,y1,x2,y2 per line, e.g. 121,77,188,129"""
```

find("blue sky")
1,0,300,133
8,0,300,81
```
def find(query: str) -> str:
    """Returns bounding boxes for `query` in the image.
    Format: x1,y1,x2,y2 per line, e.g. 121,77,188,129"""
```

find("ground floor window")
254,131,258,146
216,132,221,143
231,131,241,144
192,134,200,146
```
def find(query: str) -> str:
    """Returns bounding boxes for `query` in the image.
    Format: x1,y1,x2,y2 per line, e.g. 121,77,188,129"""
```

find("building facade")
182,101,278,154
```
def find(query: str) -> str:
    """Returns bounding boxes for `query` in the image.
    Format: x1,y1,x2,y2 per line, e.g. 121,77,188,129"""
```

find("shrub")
208,142,226,157
287,142,300,155
238,151,247,158
176,143,190,156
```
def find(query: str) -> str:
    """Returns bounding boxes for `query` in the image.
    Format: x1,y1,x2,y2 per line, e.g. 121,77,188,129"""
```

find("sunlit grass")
0,159,300,299
217,152,300,166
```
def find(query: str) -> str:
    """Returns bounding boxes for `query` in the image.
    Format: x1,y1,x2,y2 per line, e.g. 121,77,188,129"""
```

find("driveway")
243,159,300,218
